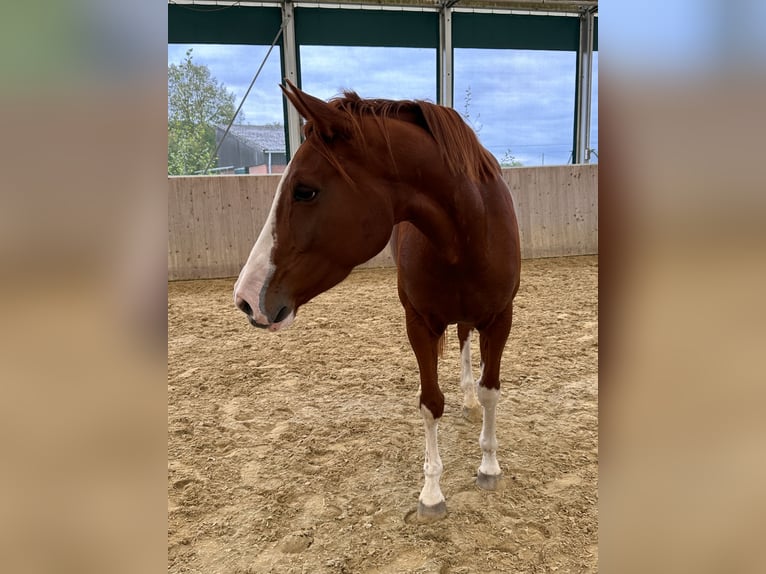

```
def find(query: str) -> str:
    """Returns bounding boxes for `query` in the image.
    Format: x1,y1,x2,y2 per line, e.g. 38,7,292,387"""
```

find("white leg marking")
477,386,502,477
419,405,445,507
460,336,481,412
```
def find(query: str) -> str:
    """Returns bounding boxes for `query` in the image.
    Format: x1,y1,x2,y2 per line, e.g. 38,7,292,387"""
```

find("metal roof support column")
438,4,453,108
574,9,594,164
281,1,302,161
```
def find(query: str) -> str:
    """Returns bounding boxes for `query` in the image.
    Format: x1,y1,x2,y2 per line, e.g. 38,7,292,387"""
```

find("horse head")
233,81,396,331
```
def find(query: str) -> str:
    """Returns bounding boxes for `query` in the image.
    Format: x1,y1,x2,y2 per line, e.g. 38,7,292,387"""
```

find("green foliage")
168,49,237,175
500,149,523,168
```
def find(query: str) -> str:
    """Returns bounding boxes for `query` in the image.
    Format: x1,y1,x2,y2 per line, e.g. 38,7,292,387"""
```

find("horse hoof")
462,404,482,422
477,471,503,491
416,500,448,522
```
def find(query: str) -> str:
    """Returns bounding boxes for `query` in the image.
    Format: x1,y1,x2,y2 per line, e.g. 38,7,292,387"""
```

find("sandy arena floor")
168,256,598,573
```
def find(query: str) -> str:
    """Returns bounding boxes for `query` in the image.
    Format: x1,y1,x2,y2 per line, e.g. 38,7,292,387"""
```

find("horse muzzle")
234,292,295,332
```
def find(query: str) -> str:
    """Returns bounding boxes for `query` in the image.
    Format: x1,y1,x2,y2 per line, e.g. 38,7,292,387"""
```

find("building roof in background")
225,124,286,152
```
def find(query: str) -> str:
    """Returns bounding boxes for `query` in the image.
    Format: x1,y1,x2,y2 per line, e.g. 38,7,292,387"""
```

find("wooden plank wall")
505,164,598,259
168,164,597,280
168,175,280,280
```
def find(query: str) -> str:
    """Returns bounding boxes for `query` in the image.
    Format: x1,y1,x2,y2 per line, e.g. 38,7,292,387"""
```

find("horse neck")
383,122,488,262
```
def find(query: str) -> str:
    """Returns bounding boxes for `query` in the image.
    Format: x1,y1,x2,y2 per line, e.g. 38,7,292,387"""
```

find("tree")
461,85,483,134
500,148,523,168
168,49,237,175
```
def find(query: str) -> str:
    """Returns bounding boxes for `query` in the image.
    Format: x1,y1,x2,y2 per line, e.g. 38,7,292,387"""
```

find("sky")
168,43,598,167
602,0,766,73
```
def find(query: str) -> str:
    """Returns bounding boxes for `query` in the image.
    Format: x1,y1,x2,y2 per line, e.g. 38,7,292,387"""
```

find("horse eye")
293,186,318,202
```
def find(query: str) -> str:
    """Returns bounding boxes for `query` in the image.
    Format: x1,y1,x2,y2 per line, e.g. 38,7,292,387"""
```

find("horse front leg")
405,311,447,521
419,396,446,521
458,324,482,422
476,306,513,491
477,384,502,490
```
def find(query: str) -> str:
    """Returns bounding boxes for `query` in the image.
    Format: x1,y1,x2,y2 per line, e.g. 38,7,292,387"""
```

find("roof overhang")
168,0,597,16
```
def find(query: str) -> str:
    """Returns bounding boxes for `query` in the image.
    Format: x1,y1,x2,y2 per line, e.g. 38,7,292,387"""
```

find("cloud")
454,49,579,164
168,44,285,125
168,44,597,166
299,46,437,101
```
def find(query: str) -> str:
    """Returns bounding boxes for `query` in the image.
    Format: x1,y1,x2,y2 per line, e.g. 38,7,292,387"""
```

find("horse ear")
280,79,349,140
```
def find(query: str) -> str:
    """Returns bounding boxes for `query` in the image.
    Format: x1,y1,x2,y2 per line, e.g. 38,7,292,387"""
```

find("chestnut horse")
234,81,520,521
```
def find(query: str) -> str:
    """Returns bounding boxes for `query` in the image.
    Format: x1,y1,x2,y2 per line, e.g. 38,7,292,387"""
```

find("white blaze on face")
233,163,295,330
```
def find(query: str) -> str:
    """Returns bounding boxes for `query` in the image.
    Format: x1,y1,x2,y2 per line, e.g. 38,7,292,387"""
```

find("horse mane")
302,91,500,184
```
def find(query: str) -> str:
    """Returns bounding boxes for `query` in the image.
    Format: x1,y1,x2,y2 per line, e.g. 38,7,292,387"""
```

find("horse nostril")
274,306,289,323
235,296,253,316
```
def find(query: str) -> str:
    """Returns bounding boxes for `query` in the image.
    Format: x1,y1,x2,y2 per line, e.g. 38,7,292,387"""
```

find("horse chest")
398,262,511,328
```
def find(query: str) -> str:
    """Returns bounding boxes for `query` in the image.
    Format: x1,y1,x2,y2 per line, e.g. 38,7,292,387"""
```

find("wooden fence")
168,164,597,280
